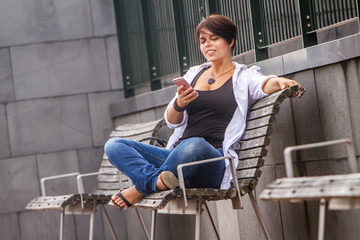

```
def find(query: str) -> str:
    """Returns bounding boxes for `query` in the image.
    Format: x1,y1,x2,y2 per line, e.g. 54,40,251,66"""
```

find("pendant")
208,78,215,84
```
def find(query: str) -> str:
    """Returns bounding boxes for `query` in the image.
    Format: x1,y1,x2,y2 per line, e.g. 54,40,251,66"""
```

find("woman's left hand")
263,77,303,98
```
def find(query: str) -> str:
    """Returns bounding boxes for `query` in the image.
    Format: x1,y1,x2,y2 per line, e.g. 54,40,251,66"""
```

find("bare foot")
111,186,144,208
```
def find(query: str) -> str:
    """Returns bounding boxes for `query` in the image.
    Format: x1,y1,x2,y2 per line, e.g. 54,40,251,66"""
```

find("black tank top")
177,68,237,148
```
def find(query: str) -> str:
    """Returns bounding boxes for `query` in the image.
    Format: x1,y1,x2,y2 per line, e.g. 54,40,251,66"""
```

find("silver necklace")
208,66,235,84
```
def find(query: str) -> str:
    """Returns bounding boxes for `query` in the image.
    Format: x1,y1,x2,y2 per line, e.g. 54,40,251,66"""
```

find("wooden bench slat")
26,195,80,210
240,136,270,151
245,115,275,130
115,119,161,131
250,89,287,111
264,173,360,188
236,168,262,179
260,173,360,201
237,158,264,169
110,129,153,138
238,147,267,160
247,105,279,121
242,126,272,140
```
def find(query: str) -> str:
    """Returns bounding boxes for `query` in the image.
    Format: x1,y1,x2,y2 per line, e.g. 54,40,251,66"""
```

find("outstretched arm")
263,77,302,97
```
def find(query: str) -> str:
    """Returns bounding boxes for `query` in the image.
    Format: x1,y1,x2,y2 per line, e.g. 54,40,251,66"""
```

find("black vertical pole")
297,0,318,48
141,0,162,91
249,0,269,62
113,0,135,98
172,0,190,76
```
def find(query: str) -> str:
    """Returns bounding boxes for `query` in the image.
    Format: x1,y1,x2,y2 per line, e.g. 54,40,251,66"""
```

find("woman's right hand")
167,85,198,125
175,85,198,109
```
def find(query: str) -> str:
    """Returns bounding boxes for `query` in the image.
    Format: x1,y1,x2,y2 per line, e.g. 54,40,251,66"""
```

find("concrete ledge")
109,33,360,118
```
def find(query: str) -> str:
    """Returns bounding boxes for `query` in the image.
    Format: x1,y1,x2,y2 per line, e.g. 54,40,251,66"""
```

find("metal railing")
114,0,359,98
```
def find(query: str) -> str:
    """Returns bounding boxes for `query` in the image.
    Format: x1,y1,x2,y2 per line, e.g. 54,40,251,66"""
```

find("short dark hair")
195,15,237,50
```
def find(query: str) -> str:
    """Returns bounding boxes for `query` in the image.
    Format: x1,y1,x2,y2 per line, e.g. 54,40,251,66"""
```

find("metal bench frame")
260,139,359,240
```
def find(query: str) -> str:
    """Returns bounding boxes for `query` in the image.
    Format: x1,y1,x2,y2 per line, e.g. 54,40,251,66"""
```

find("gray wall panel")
314,63,353,158
0,105,10,158
7,95,92,156
256,166,284,240
11,39,111,100
36,150,79,195
0,213,21,240
0,156,39,214
19,211,77,240
275,165,310,240
91,0,117,36
266,100,296,165
106,36,124,90
88,91,124,147
78,147,104,191
0,0,92,47
345,59,360,155
0,48,14,103
292,70,327,161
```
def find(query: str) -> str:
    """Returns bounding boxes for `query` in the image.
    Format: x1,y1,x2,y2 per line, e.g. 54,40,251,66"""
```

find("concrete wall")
0,0,126,239
109,34,360,240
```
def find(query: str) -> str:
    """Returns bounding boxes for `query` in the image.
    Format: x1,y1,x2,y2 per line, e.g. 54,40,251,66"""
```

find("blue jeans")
104,137,225,195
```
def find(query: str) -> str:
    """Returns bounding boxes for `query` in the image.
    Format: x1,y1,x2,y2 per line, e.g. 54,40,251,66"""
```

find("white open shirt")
164,61,275,189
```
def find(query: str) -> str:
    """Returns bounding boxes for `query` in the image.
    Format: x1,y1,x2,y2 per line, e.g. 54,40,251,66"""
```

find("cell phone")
173,77,191,90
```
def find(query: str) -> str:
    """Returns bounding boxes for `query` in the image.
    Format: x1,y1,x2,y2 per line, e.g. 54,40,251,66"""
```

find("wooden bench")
26,119,167,240
130,85,300,240
259,138,360,240
26,85,299,240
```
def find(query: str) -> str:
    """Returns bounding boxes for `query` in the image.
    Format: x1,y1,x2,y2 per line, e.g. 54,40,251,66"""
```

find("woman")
105,15,301,208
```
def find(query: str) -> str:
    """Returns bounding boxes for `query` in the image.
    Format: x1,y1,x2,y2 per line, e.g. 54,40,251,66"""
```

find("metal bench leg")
151,209,157,240
249,191,271,240
89,201,96,240
195,197,202,240
317,198,327,240
204,202,220,240
100,205,118,240
135,208,150,240
60,208,65,240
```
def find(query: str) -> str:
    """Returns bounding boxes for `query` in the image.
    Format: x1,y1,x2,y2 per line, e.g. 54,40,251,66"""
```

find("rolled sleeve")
164,97,188,129
248,65,277,104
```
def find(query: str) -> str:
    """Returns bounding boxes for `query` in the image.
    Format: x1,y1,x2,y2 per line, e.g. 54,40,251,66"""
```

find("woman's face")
199,28,233,63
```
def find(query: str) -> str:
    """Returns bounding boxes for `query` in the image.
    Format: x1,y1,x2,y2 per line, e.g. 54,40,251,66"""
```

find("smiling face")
199,28,234,63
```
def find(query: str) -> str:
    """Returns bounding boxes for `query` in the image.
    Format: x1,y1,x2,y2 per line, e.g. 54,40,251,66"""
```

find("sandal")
111,191,133,208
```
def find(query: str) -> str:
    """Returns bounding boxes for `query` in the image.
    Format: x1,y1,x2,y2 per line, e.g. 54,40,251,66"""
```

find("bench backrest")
91,119,167,196
236,86,298,195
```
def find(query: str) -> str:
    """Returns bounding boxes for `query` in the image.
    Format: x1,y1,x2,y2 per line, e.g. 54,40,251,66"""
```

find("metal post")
248,192,271,240
172,0,190,76
150,209,157,240
89,201,96,240
195,197,202,240
113,0,134,98
204,202,220,240
59,208,65,240
297,0,318,48
208,0,221,14
317,199,327,240
357,0,360,35
140,0,162,91
100,205,118,240
249,0,269,61
136,209,150,240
